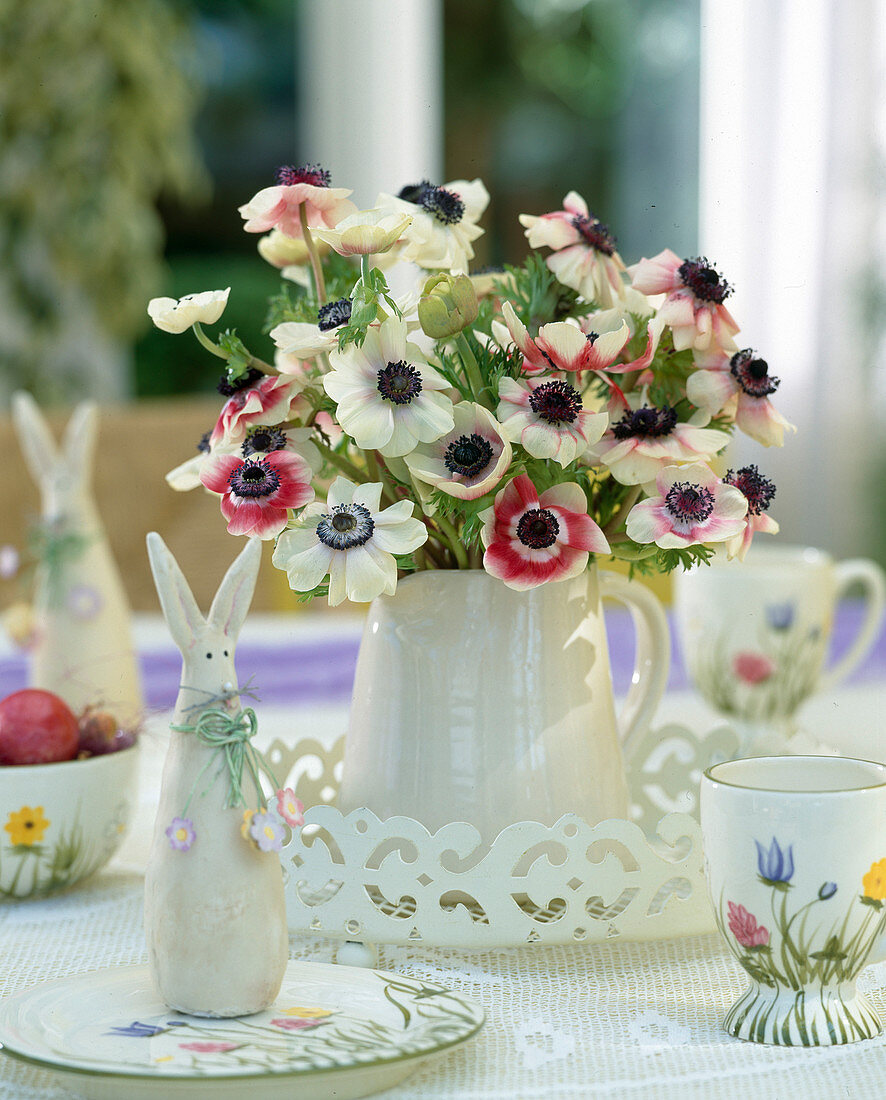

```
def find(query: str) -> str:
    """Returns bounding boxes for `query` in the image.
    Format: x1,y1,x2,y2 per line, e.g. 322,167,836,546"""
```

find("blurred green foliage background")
0,0,700,404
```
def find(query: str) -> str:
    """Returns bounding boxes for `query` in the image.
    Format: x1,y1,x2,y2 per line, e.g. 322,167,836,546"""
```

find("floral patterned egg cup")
674,545,885,756
700,755,886,1046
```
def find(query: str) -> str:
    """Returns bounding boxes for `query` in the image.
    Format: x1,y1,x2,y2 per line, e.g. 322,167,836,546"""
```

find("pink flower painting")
732,652,777,685
727,902,770,948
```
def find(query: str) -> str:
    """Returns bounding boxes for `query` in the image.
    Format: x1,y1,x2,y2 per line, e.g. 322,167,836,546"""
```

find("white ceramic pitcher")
337,566,670,840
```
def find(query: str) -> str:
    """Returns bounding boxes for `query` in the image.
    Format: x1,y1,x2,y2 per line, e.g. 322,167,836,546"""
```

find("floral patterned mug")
674,545,885,754
700,755,886,1046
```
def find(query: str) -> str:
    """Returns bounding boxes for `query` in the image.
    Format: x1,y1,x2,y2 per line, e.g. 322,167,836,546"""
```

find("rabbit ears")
11,391,98,488
146,533,262,652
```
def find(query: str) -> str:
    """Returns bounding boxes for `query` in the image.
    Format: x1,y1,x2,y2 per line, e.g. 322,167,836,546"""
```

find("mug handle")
599,571,671,760
818,559,886,693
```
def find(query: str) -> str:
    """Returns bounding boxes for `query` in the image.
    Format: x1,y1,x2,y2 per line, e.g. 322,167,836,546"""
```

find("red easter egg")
0,689,80,765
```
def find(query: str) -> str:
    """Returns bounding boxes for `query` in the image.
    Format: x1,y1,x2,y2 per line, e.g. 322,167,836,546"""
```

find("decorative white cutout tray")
268,722,739,949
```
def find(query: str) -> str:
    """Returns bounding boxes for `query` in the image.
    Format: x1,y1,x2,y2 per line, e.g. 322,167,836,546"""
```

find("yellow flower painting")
862,858,886,901
4,806,50,847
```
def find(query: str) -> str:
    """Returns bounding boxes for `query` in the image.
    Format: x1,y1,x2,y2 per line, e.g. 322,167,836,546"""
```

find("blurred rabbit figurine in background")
145,532,288,1017
11,391,143,727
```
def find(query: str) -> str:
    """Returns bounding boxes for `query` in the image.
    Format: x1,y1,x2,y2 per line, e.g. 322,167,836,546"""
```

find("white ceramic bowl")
0,744,139,899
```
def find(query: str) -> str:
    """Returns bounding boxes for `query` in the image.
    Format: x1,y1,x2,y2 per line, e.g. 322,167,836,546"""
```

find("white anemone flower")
271,289,422,365
147,288,230,334
404,402,512,500
375,179,489,274
272,477,428,606
312,209,414,256
257,229,316,269
497,376,608,467
323,314,454,458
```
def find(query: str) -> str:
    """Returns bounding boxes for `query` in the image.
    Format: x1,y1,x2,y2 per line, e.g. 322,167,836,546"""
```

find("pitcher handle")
818,559,886,694
599,571,671,761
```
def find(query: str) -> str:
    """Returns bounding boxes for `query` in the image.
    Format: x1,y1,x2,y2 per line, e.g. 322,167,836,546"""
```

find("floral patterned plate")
0,961,485,1099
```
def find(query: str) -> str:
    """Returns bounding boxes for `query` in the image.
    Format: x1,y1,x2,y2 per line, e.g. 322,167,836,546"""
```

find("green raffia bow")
170,707,279,815
28,519,92,607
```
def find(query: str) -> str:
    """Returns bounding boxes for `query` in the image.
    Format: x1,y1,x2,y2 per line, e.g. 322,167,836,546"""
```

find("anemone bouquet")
153,165,794,607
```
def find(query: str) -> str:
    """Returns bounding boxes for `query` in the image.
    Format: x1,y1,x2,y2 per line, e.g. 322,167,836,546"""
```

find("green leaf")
217,329,252,381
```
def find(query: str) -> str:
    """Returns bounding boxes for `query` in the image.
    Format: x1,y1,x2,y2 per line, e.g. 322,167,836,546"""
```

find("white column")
298,0,443,208
699,0,884,558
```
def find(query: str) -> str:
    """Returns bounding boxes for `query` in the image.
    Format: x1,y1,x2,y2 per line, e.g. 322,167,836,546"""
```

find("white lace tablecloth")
0,615,884,1099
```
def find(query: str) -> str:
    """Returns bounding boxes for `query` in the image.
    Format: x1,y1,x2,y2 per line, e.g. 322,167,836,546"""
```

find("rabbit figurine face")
146,532,259,719
144,532,288,1018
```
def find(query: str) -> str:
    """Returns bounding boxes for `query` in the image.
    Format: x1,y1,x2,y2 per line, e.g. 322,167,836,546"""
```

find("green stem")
192,322,228,360
433,511,469,568
454,332,493,410
603,485,641,538
314,439,366,483
365,451,397,506
300,204,327,304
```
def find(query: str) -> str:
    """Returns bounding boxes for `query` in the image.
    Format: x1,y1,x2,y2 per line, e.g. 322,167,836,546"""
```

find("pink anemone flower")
210,374,304,447
480,474,609,590
687,348,796,447
497,376,608,468
238,164,357,240
722,465,779,561
518,191,627,307
727,902,770,948
625,463,748,549
403,401,512,500
200,450,314,539
629,249,739,353
586,392,731,486
498,301,631,381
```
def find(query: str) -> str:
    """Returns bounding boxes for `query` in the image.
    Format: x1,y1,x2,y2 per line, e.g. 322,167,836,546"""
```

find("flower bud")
418,273,479,338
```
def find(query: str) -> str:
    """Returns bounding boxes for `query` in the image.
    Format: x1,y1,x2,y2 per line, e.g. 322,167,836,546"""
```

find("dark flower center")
571,215,616,256
516,508,560,549
196,431,211,454
242,425,287,457
316,503,375,550
730,349,780,397
528,380,583,425
725,464,776,515
397,180,464,225
611,405,677,439
228,459,280,500
377,360,423,404
217,366,263,397
443,433,494,478
276,163,331,188
677,257,732,303
317,298,352,331
664,482,715,525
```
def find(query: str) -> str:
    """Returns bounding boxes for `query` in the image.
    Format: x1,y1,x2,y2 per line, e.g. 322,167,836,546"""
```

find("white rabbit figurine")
145,532,288,1017
11,391,142,727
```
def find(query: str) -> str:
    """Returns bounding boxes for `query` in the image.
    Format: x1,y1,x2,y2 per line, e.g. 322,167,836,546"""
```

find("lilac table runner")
0,603,882,709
